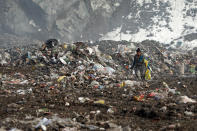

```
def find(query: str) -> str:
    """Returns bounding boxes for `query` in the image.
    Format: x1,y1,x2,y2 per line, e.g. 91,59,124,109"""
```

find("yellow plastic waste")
144,59,151,80
145,69,151,80
144,59,148,67
169,70,173,75
94,100,105,104
32,66,36,70
37,63,45,67
120,81,125,88
63,44,68,49
133,95,144,102
106,55,112,60
57,76,66,82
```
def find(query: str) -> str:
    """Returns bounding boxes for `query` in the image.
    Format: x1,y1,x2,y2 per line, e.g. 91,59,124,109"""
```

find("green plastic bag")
190,65,196,74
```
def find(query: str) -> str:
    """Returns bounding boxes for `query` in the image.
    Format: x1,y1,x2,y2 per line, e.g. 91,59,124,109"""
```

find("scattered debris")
0,40,196,130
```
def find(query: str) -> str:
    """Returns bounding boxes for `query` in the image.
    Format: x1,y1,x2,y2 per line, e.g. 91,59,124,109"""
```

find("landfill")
0,40,196,130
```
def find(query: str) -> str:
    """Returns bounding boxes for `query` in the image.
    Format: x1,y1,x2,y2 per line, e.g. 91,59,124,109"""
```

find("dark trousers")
134,65,146,80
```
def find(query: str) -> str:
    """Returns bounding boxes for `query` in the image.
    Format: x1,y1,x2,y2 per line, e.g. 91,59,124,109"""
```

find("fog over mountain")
0,0,197,49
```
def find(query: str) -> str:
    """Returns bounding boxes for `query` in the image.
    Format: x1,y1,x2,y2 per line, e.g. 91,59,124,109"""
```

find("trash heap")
0,40,196,130
0,40,196,76
88,40,197,76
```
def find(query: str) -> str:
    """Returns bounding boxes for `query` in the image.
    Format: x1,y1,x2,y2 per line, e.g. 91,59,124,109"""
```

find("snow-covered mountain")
0,0,197,49
100,0,197,50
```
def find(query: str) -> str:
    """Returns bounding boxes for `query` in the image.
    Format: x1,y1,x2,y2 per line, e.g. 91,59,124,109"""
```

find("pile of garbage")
0,39,196,130
0,39,196,76
89,40,197,76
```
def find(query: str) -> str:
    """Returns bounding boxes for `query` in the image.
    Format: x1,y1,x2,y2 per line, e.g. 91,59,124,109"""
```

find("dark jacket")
131,54,145,69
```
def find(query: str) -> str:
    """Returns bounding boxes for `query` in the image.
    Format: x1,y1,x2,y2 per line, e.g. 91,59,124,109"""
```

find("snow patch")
114,3,120,7
100,0,197,50
99,27,131,41
137,0,153,6
90,0,111,13
137,0,144,7
172,39,197,50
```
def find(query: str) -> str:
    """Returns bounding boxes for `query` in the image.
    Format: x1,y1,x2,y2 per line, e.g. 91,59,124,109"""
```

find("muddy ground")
0,66,196,131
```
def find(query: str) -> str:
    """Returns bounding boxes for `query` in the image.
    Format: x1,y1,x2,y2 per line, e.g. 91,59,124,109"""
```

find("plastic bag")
178,96,196,103
190,65,196,74
103,67,115,75
145,69,151,80
35,118,52,130
57,76,66,82
93,64,115,75
144,59,151,80
144,59,149,68
93,64,104,71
